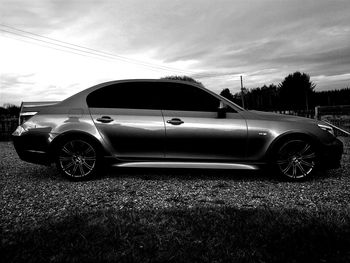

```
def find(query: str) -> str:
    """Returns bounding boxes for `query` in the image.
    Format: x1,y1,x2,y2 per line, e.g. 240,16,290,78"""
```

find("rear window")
86,82,162,109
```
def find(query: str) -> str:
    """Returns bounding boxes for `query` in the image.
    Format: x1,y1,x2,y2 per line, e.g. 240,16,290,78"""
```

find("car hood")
247,110,319,124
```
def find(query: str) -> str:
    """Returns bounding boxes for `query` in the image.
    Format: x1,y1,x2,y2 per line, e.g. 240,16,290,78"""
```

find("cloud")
0,73,35,88
0,0,349,104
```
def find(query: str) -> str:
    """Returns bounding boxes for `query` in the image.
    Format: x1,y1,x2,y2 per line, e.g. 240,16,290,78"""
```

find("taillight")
19,112,38,125
12,125,27,136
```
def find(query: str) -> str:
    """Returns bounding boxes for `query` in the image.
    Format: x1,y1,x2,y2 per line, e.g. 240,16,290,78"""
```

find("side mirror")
217,101,227,118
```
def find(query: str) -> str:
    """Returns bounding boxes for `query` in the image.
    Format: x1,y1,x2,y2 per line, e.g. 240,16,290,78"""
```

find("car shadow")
101,167,278,182
3,206,350,263
13,160,347,183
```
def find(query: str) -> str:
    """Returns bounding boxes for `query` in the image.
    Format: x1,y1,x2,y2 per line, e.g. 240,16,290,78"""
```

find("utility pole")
240,75,245,109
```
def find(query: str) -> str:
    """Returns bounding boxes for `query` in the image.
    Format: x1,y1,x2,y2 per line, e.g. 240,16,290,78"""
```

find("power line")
1,29,121,61
3,33,187,77
2,29,235,82
193,73,236,79
0,28,190,74
0,24,195,75
1,33,118,64
1,23,196,74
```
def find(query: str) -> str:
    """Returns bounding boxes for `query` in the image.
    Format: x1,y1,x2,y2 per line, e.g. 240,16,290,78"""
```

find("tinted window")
87,82,162,109
162,83,220,112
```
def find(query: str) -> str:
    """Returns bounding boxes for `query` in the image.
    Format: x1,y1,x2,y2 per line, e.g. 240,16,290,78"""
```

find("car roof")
62,79,245,111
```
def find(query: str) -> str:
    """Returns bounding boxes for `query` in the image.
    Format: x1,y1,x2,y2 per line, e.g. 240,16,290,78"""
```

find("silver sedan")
12,79,343,181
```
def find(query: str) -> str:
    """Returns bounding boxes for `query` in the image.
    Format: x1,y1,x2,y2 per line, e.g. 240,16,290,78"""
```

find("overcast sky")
1,0,350,106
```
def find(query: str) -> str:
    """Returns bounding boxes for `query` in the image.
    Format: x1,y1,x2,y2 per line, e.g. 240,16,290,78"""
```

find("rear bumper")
319,138,343,169
12,133,52,165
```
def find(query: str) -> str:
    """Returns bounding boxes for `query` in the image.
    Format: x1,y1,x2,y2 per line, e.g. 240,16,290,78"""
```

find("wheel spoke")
82,161,93,170
292,163,297,177
277,159,289,165
72,164,78,175
299,159,314,168
84,157,96,161
79,164,85,176
63,161,75,170
300,153,316,160
296,162,307,176
70,141,75,151
62,146,73,155
84,146,93,155
299,144,310,155
282,161,293,174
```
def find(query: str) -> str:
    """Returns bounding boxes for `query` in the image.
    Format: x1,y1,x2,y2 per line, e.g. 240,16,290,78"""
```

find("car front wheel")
55,138,99,181
275,139,318,181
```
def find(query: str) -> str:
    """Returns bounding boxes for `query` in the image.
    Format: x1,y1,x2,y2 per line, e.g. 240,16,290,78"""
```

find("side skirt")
112,161,261,170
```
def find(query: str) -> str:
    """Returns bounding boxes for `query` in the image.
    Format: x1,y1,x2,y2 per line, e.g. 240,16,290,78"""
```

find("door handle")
166,118,184,125
96,116,114,123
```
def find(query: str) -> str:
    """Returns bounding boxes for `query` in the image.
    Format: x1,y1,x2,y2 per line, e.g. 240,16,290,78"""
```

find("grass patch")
2,207,350,262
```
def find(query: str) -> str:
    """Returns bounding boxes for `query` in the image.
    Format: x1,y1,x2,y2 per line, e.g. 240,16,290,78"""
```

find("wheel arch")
266,131,321,161
48,130,107,160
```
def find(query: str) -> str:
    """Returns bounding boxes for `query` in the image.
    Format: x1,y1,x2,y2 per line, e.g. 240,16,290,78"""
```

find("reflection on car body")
12,79,343,181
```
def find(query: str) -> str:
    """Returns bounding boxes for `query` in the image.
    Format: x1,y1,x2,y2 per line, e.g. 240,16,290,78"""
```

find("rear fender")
48,130,110,161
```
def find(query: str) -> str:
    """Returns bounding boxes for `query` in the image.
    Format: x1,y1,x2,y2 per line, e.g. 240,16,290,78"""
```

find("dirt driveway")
1,138,349,234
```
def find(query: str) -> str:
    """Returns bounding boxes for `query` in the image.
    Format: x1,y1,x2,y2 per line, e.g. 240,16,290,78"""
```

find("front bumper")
318,138,343,169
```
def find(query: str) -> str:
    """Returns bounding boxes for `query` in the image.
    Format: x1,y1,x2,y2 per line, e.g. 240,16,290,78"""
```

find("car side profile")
12,79,343,181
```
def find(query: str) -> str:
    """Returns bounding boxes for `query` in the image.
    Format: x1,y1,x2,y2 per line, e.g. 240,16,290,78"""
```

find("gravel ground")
1,138,349,234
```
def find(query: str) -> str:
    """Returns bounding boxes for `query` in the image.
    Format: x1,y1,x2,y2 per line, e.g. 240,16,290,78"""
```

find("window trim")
85,80,242,113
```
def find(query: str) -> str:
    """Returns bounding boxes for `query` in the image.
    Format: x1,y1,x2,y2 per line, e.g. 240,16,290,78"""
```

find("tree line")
220,72,350,111
1,73,349,117
0,104,20,117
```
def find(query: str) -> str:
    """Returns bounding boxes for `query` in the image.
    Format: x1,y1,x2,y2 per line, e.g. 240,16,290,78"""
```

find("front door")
161,83,247,161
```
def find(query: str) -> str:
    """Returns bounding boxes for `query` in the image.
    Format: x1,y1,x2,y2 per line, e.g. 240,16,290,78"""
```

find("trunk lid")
19,101,60,124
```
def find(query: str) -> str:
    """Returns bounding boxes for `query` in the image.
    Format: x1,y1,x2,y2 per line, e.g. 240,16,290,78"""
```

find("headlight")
12,125,28,136
318,123,334,136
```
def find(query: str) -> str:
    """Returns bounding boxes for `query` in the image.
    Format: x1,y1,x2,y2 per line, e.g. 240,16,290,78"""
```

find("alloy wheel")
58,139,97,178
277,139,317,179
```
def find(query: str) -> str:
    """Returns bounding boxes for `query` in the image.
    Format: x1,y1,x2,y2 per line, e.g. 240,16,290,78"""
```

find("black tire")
273,138,318,181
55,137,101,181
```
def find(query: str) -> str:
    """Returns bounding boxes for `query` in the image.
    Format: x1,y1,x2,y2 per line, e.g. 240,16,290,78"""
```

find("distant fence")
274,105,350,137
274,105,350,119
321,119,350,136
274,109,315,119
0,117,18,141
315,105,350,118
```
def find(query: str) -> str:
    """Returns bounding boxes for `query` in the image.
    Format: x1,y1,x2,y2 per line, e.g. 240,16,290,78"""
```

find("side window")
222,102,238,113
86,82,162,109
163,83,220,112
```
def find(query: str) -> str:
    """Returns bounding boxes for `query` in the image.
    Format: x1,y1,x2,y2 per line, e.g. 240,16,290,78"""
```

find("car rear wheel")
55,138,99,181
274,139,318,181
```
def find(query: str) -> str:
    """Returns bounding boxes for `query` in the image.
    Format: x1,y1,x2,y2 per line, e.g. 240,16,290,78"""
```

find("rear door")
161,83,247,161
87,81,165,159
